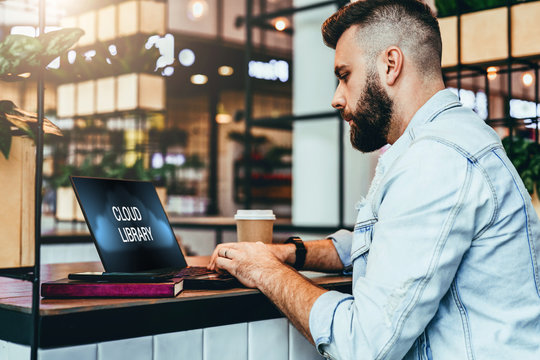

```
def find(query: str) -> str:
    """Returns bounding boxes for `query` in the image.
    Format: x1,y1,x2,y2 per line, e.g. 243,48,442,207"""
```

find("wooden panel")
55,187,84,222
0,137,35,268
512,2,540,57
78,11,97,46
57,83,76,118
118,1,138,37
97,5,116,42
138,74,165,111
76,80,96,116
96,77,116,114
20,136,35,266
140,1,166,35
116,73,139,111
461,7,508,64
440,16,458,68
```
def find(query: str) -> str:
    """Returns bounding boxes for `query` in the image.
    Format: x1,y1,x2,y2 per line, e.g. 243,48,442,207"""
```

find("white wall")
292,0,377,227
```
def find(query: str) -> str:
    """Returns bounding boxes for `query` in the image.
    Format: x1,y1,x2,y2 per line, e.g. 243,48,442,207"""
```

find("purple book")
41,278,183,298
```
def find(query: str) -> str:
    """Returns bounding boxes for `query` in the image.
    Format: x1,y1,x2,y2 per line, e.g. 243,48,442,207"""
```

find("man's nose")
331,86,345,110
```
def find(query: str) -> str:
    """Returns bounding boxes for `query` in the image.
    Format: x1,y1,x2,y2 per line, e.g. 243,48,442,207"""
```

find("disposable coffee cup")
234,210,276,243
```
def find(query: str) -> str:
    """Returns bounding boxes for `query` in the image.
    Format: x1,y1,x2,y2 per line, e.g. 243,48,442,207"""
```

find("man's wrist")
285,237,307,270
284,243,297,265
268,243,296,264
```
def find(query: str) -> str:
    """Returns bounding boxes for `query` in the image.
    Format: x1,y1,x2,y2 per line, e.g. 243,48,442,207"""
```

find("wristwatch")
285,236,306,270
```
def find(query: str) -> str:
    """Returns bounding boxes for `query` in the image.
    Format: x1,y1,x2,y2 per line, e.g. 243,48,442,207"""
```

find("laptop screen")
71,176,187,272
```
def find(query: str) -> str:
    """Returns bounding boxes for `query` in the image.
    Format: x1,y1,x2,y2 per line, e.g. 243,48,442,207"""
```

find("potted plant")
0,28,83,267
502,136,540,216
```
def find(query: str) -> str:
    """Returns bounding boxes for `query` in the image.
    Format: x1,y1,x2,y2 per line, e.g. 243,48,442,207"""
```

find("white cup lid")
235,209,276,220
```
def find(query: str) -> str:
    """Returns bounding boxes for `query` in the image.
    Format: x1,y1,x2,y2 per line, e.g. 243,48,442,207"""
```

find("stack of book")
41,278,183,298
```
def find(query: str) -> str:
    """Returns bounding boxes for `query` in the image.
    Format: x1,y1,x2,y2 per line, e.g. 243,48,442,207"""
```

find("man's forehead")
336,25,362,50
334,26,364,65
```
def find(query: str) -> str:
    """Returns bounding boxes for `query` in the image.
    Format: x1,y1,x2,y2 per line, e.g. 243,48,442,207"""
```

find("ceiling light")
17,73,31,78
108,44,118,56
179,49,195,67
162,66,174,77
84,50,96,61
487,66,498,81
218,66,234,76
67,50,77,64
46,57,60,69
10,26,36,37
188,0,208,20
522,72,534,87
216,103,231,123
216,113,232,124
191,74,208,85
273,18,288,31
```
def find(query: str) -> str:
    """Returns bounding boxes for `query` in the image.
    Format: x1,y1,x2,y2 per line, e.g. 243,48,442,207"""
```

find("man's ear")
381,46,403,86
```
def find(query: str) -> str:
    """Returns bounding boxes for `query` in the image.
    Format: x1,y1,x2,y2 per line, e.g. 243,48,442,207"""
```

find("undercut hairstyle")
322,0,442,78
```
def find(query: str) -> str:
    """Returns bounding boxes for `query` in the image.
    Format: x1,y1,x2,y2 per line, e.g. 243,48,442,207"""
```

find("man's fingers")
219,247,238,259
208,244,226,270
215,256,234,273
208,243,239,270
207,247,219,270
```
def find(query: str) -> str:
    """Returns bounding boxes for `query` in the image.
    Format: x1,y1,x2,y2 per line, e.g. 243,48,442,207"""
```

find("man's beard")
341,72,394,153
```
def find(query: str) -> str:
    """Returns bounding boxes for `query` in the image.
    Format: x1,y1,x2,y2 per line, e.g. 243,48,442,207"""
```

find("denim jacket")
309,89,540,360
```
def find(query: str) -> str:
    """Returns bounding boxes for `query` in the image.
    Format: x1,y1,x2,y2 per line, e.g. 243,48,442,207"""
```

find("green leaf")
0,119,12,160
531,156,540,178
0,56,13,76
522,169,535,194
4,113,32,133
0,34,42,71
38,28,84,63
0,29,83,76
435,0,457,17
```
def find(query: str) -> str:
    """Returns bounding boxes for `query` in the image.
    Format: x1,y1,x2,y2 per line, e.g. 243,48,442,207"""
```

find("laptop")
67,176,239,289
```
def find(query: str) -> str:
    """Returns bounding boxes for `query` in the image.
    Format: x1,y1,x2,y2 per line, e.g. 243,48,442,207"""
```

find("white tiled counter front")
0,319,321,360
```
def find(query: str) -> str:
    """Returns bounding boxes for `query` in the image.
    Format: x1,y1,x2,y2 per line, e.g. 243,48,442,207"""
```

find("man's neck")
387,77,445,145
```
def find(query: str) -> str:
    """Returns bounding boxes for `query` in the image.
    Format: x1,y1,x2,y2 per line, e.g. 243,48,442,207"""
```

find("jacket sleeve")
309,140,494,360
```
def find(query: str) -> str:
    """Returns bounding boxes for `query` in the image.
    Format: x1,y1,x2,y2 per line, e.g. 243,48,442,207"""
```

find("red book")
41,278,183,298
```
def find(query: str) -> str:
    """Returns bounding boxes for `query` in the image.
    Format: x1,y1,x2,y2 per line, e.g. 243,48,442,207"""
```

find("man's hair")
322,0,442,77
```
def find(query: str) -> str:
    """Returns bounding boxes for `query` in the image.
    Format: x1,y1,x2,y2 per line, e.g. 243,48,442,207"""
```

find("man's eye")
338,73,348,81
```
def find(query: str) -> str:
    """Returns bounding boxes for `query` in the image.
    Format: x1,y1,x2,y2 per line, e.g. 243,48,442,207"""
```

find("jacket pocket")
351,218,376,261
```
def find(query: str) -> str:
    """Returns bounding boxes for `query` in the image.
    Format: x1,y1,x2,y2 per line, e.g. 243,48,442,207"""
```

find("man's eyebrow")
334,65,348,77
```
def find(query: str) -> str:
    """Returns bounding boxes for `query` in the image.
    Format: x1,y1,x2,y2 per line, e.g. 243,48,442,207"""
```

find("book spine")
41,283,176,298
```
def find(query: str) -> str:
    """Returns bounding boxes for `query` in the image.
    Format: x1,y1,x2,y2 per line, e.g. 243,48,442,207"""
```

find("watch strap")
285,236,306,270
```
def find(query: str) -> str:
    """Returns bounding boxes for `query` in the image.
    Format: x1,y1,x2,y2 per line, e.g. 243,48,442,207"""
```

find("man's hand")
207,242,285,288
207,240,328,344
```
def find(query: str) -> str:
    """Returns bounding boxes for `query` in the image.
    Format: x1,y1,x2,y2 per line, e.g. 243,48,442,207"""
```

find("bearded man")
209,1,540,358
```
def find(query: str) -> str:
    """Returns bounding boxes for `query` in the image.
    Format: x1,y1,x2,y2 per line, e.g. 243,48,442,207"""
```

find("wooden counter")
0,258,352,349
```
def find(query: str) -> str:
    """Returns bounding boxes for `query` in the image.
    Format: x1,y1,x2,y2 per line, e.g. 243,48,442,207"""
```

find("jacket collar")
377,89,462,172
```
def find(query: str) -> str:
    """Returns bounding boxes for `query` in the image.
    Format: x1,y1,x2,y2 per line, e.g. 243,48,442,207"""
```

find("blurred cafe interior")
2,0,540,270
2,0,540,358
